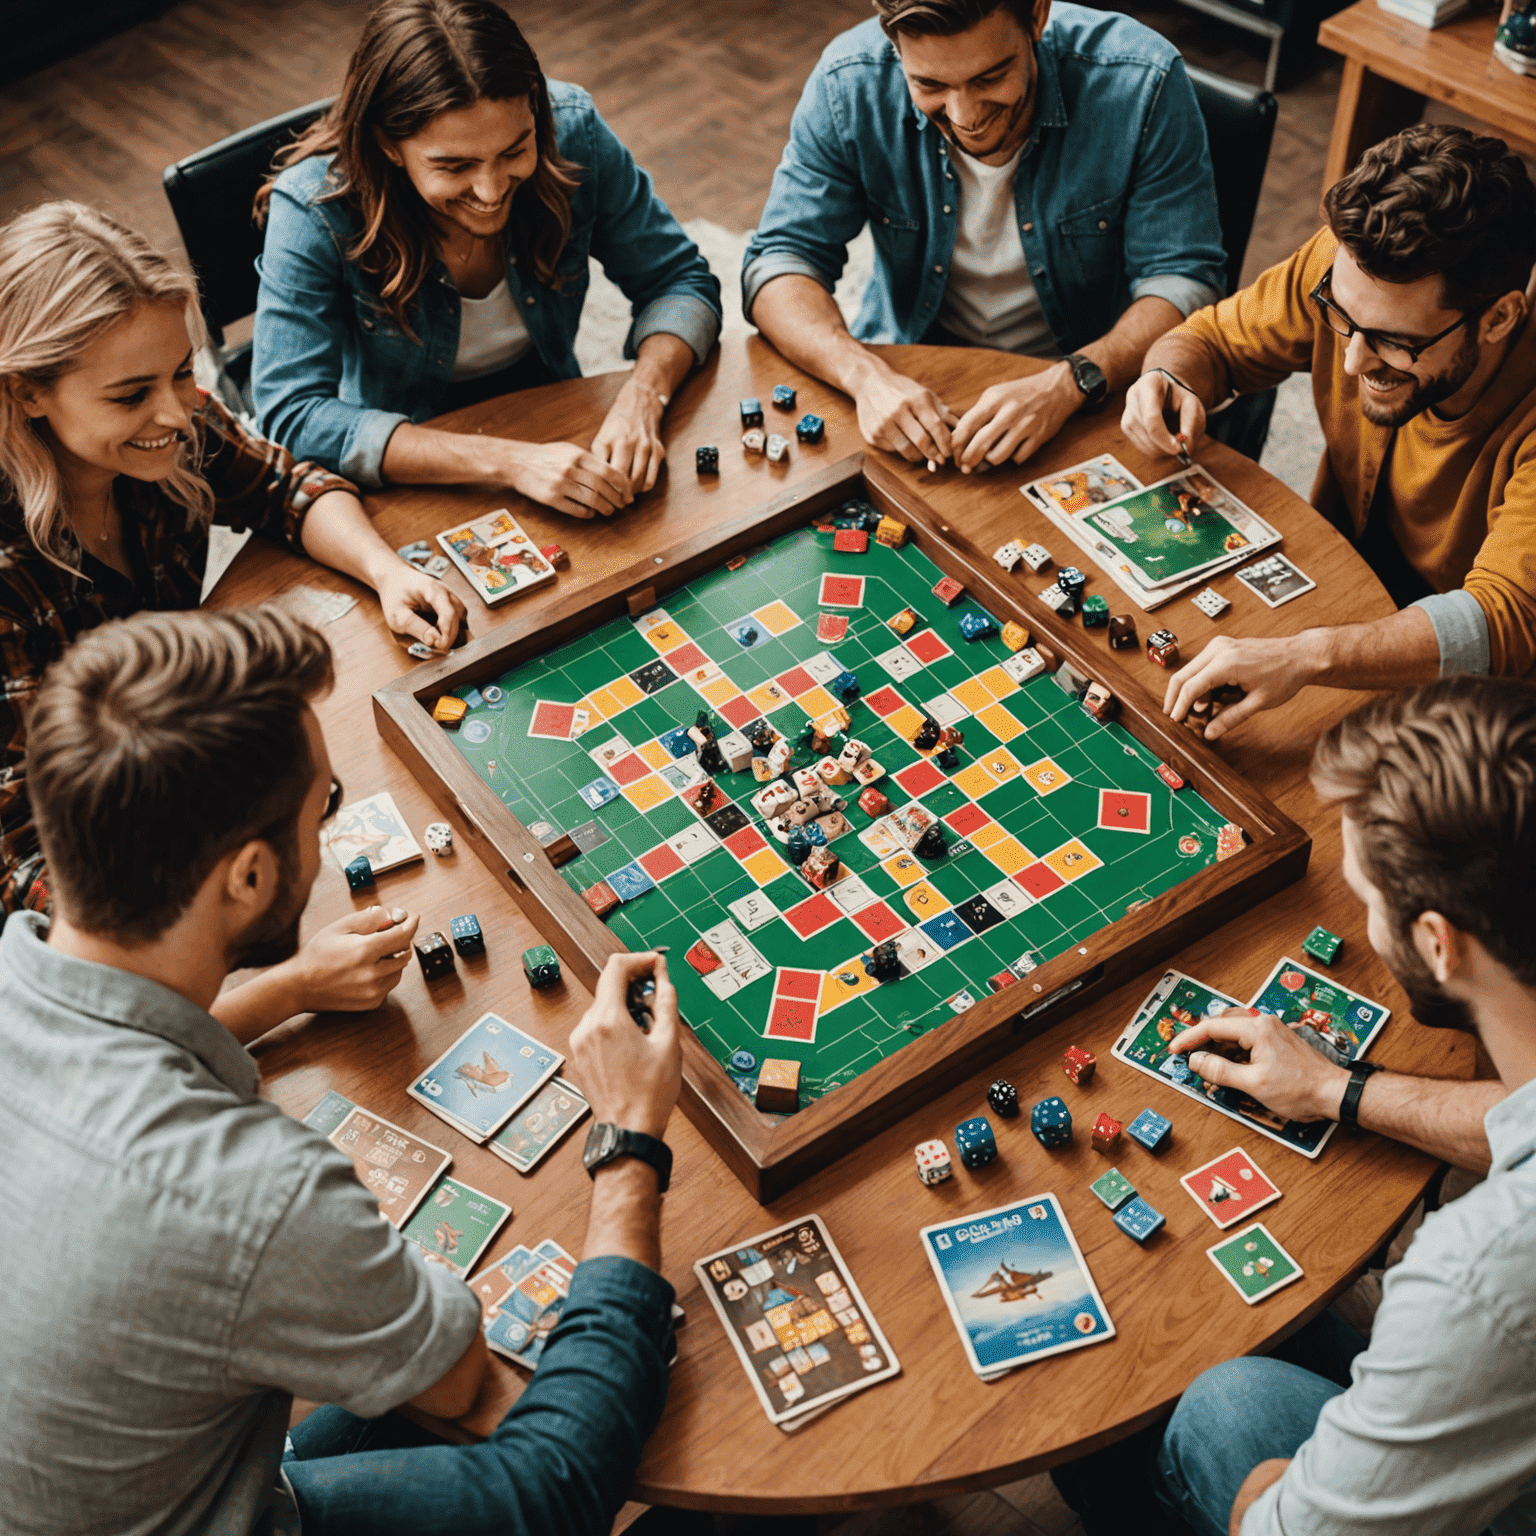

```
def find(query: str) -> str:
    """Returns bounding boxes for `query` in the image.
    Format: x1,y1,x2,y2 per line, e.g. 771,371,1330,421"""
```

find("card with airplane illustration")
407,1011,563,1142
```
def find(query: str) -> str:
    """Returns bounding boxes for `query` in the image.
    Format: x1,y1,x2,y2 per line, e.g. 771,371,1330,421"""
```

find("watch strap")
1338,1061,1382,1129
583,1123,673,1193
1064,352,1108,411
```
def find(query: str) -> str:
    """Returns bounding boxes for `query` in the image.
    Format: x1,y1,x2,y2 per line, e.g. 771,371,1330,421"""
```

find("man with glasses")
1122,124,1536,739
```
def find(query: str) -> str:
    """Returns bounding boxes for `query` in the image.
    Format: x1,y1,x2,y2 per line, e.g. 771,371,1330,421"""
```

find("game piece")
1126,1107,1172,1152
693,779,719,814
1091,1167,1136,1211
755,1058,800,1113
1192,586,1231,619
1000,620,1030,651
544,833,579,867
1057,565,1086,597
1040,583,1074,615
816,755,849,786
741,428,766,455
958,611,996,642
993,540,1026,571
729,1049,757,1072
858,786,890,818
795,412,825,443
1062,1045,1096,1086
913,717,941,751
1206,1222,1303,1304
1091,1112,1122,1152
522,945,560,988
830,669,861,702
1082,680,1118,724
582,879,619,918
767,738,793,776
739,397,764,429
938,724,964,749
915,1139,953,1186
1020,542,1053,572
801,846,840,889
766,434,790,463
986,1079,1019,1118
1113,1196,1165,1244
450,913,485,957
864,939,901,982
875,515,908,548
914,824,947,861
785,827,812,865
343,854,375,893
1030,1095,1072,1148
833,528,868,553
792,765,824,797
424,822,453,856
1216,822,1245,861
802,820,828,847
1147,628,1180,668
750,756,773,782
954,1116,997,1168
627,972,657,1030
1082,594,1110,628
1155,761,1185,790
685,939,721,976
988,969,1019,993
935,746,958,771
433,695,468,727
1302,925,1342,966
414,930,455,980
888,606,917,634
772,384,796,410
851,758,885,786
1107,614,1138,651
406,641,439,660
747,720,777,753
398,539,433,567
537,542,569,571
932,576,965,606
696,445,719,474
836,738,869,771
717,730,753,773
1054,659,1091,699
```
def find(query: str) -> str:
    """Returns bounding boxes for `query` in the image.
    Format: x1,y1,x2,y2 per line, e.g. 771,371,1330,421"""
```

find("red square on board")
816,613,849,642
945,802,993,838
932,576,965,606
852,902,906,943
775,967,824,1002
723,825,768,860
528,700,577,739
776,666,815,698
1016,863,1065,900
783,893,840,939
718,694,761,729
819,573,866,609
864,685,906,718
833,529,869,553
1098,788,1153,834
895,760,946,798
904,629,953,664
765,995,819,1042
663,640,706,673
606,752,650,786
637,843,685,882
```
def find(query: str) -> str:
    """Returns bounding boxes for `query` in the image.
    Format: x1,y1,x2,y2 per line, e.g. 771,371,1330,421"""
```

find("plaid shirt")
0,391,353,912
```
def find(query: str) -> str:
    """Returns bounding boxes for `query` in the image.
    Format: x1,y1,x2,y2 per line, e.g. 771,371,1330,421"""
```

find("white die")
1039,584,1072,612
1192,586,1231,618
424,821,453,856
766,434,790,463
741,428,766,455
993,540,1026,572
1021,542,1053,572
915,1139,953,1186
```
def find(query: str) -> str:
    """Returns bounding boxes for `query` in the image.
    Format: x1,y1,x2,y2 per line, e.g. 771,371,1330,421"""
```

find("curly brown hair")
255,0,581,340
873,0,1042,38
1323,123,1536,312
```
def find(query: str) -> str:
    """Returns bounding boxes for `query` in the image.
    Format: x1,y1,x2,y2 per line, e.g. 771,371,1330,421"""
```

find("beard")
227,831,307,972
1359,329,1480,428
1381,924,1478,1035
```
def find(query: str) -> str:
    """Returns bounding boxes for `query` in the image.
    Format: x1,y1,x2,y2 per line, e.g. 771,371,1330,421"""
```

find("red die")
1147,628,1180,668
1091,1112,1122,1152
858,786,891,818
1063,1044,1097,1086
989,969,1019,993
932,576,966,606
1155,761,1186,790
833,528,869,553
582,879,618,918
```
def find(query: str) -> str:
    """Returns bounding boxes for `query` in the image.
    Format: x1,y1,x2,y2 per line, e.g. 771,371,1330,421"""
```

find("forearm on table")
1355,1072,1502,1174
299,489,403,592
751,274,886,398
210,963,306,1045
1142,330,1232,407
1292,607,1442,692
1231,1459,1290,1536
1075,296,1184,391
581,1158,663,1272
626,332,695,404
380,420,532,489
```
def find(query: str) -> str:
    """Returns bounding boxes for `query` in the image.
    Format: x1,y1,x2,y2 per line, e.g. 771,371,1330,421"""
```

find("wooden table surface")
1319,1,1536,189
225,337,1469,1514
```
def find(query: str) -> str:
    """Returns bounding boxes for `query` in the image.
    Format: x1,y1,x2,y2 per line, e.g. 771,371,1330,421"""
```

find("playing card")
325,791,423,876
407,1013,564,1141
302,1089,356,1136
1180,1147,1281,1229
728,891,779,932
488,1077,591,1173
1206,1222,1303,1304
401,1175,512,1274
1247,959,1390,1069
1234,553,1316,608
874,645,923,681
482,1241,579,1367
327,1106,452,1228
1025,453,1143,516
437,510,557,606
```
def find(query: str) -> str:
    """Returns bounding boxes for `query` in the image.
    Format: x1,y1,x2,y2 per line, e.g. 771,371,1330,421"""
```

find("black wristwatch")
1064,352,1108,412
1338,1060,1382,1129
582,1122,672,1193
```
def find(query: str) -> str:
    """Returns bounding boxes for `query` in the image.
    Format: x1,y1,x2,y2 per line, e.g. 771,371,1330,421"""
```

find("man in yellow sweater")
1122,124,1536,738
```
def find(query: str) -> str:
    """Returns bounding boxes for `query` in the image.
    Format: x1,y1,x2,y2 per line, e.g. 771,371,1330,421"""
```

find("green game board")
445,524,1230,1108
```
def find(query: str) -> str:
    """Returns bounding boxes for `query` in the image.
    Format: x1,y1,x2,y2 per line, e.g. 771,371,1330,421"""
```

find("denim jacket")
742,9,1226,354
252,81,721,487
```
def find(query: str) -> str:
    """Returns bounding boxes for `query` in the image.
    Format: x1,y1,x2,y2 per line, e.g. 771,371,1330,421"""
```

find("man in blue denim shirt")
745,0,1224,473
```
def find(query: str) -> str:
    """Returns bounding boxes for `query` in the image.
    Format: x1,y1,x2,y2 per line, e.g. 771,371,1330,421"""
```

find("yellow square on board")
903,880,950,918
951,762,999,800
977,665,1019,700
636,739,671,770
1022,756,1072,796
580,691,612,722
753,600,800,636
984,835,1037,877
820,958,879,1013
1043,837,1104,883
621,774,674,812
643,620,685,652
743,847,790,885
748,680,792,714
885,705,927,743
881,852,927,887
947,677,995,713
798,685,838,720
974,702,1025,742
968,820,1007,850
977,746,1022,783
699,675,742,707
606,675,646,711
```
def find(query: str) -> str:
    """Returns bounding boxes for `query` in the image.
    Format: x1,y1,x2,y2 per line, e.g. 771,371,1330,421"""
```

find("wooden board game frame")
375,456,1311,1203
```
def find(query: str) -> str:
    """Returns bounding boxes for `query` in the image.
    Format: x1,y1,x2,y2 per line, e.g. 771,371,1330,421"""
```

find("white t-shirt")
452,278,534,381
938,147,1058,358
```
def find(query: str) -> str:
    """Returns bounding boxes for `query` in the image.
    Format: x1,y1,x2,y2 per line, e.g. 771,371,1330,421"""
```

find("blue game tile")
578,776,619,809
1113,1196,1165,1243
919,911,970,951
1127,1108,1173,1152
726,616,762,649
607,862,657,902
659,725,695,758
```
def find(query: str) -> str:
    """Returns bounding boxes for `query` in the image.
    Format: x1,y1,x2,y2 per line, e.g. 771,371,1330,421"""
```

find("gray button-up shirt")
0,912,481,1535
1247,1073,1536,1535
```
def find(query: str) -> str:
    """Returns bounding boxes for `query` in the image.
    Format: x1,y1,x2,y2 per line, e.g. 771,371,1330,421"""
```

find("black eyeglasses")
1310,271,1480,368
325,778,344,822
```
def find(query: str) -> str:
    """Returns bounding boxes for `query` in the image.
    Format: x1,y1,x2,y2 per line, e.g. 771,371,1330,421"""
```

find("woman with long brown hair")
252,0,720,518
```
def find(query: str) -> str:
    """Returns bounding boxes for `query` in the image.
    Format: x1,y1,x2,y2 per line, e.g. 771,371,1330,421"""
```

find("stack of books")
1375,0,1468,27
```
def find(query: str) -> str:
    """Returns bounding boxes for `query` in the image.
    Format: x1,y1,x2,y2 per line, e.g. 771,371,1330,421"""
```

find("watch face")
584,1122,618,1168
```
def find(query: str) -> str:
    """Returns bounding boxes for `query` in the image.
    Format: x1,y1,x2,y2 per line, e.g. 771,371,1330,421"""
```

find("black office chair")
162,97,334,415
1186,66,1280,463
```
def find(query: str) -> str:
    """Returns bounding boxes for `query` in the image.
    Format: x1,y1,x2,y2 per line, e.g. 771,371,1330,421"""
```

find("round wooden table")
226,336,1469,1514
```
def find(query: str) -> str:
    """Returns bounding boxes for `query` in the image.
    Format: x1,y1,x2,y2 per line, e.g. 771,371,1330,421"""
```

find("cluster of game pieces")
698,389,826,473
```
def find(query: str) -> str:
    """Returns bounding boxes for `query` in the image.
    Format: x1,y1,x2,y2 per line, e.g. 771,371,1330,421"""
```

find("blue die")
830,669,861,701
1113,1196,1166,1244
1030,1095,1072,1148
1127,1107,1173,1152
739,397,764,428
772,384,797,410
958,611,997,642
343,855,375,893
803,820,828,847
795,412,825,444
450,913,484,956
696,445,719,474
955,1115,997,1168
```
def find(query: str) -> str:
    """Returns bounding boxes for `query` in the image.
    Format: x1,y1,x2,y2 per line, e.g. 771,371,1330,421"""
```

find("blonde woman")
0,200,465,1039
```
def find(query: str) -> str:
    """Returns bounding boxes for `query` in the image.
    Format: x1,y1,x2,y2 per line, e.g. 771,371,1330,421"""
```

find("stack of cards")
694,1215,900,1431
436,510,557,606
401,1175,512,1274
408,1012,565,1143
324,1105,452,1228
488,1077,591,1173
470,1239,578,1368
920,1194,1114,1381
324,791,423,876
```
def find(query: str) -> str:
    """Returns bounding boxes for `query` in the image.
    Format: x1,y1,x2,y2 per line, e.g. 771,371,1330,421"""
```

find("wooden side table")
1318,1,1536,190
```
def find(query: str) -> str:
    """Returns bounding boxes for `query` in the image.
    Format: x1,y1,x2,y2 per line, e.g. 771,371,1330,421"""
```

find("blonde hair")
0,201,212,571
